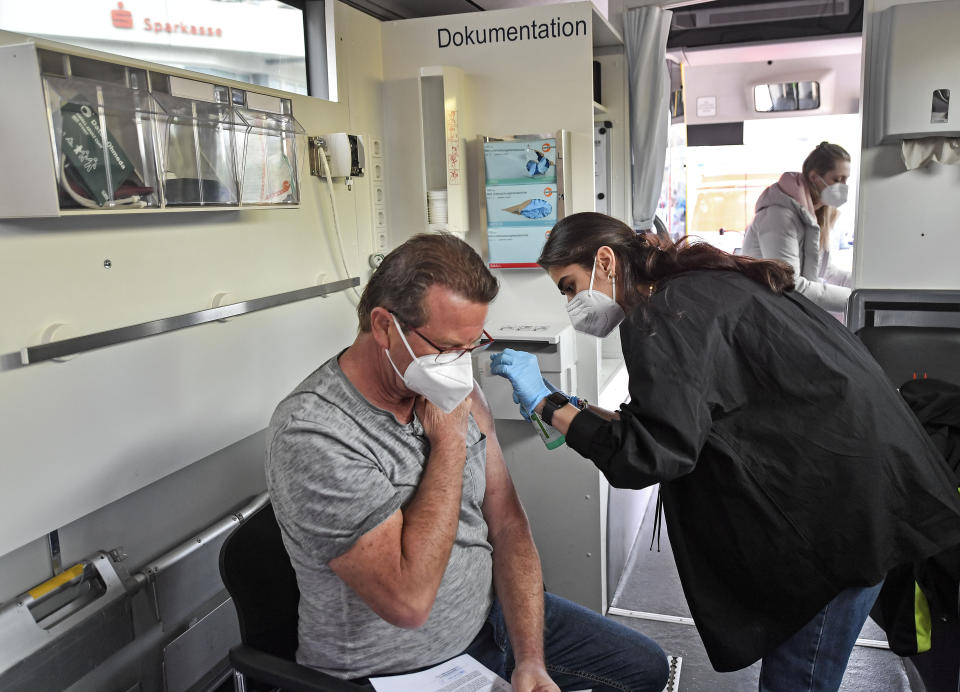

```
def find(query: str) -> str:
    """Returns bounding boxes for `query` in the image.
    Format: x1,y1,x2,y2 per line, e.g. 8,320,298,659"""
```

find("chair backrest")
857,326,960,388
219,501,300,660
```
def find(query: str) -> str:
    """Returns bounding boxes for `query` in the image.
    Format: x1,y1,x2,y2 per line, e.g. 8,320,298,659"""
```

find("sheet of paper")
369,654,511,692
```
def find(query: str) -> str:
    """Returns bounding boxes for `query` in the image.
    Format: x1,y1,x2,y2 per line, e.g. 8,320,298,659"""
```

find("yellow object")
915,581,932,653
27,563,84,601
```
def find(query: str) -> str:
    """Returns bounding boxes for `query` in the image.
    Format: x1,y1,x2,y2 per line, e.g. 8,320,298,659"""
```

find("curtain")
624,6,672,231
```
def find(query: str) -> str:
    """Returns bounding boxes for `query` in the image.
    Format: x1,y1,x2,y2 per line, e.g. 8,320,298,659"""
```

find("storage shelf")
0,41,305,219
592,7,623,48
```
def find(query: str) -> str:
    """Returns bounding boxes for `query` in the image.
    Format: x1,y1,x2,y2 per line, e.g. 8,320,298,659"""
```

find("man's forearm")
397,439,467,600
327,408,473,630
491,521,546,663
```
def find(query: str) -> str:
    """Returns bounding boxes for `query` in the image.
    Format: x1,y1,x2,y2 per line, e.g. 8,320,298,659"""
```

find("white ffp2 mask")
565,255,626,338
817,177,848,208
384,314,474,413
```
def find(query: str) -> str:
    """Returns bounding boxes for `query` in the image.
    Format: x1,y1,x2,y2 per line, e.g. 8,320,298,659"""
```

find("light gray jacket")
742,184,851,313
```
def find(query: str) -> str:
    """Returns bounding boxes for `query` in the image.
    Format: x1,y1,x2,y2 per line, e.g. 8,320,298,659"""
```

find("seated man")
266,233,668,691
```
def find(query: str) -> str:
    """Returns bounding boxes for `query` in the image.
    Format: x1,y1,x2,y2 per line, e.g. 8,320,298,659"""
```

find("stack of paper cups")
427,189,448,231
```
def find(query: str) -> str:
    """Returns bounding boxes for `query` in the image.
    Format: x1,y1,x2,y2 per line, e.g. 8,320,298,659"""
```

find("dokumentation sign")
438,17,587,49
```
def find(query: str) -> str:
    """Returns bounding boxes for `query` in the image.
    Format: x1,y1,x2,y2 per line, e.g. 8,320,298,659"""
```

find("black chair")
219,501,367,692
855,324,960,692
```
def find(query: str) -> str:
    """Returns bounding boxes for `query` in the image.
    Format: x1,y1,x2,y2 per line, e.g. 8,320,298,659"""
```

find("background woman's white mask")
384,314,474,412
817,175,848,208
566,254,626,338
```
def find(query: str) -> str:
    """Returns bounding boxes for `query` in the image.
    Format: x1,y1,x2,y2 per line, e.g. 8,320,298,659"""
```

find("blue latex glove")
524,153,551,177
489,348,552,414
536,155,550,175
512,377,562,420
519,199,552,219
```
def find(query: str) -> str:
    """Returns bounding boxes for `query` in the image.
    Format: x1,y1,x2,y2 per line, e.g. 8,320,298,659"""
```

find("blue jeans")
759,582,884,692
464,593,669,692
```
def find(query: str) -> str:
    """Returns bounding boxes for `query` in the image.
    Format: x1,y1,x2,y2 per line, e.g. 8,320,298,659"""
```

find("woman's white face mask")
565,254,626,338
384,314,474,412
816,174,848,208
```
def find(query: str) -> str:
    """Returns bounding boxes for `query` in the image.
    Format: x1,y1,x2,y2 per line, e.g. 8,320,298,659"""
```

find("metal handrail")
135,491,269,583
0,493,270,681
20,277,360,365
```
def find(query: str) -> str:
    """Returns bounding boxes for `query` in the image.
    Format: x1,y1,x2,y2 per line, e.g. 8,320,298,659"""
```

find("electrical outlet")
376,231,388,250
370,137,383,157
372,158,384,182
374,204,386,229
374,184,385,205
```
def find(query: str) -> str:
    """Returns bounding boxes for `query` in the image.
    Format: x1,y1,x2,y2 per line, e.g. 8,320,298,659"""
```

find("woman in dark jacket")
490,211,960,691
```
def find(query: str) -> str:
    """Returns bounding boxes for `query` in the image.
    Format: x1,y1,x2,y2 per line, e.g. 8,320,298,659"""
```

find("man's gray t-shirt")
265,354,494,679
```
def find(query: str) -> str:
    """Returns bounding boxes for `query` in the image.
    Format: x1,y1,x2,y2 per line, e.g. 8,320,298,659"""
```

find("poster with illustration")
483,139,557,185
484,137,560,268
485,184,557,227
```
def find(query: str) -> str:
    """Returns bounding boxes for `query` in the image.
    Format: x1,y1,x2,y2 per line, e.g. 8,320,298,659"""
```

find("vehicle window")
754,81,821,112
0,0,311,96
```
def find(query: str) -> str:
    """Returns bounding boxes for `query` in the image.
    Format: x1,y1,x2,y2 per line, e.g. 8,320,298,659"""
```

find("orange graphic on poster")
543,187,554,197
541,142,552,152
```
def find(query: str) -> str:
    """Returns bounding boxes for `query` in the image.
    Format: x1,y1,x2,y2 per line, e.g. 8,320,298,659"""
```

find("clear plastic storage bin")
151,76,240,207
234,100,305,206
39,51,163,210
0,42,306,217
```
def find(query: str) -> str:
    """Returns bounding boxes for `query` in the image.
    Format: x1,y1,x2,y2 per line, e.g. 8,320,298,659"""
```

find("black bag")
872,378,960,656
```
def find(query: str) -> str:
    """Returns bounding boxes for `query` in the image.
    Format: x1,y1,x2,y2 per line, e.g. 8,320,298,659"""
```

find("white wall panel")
380,2,597,326
0,1,385,558
855,0,960,289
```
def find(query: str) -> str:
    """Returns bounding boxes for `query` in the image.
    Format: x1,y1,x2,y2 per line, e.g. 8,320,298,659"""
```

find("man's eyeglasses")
392,313,494,363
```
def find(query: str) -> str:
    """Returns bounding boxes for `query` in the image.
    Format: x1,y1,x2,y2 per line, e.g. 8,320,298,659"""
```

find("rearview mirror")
754,81,820,112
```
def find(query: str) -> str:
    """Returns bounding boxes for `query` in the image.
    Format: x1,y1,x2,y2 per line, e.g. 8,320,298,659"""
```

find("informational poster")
484,138,558,268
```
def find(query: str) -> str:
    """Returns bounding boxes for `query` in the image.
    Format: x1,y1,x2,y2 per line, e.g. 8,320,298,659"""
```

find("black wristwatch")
541,391,571,427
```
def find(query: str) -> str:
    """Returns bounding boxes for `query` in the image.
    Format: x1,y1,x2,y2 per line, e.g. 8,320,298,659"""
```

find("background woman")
742,141,852,317
490,211,960,692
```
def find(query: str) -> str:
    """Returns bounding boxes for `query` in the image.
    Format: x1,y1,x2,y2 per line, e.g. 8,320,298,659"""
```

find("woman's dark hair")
802,141,851,250
538,212,794,308
357,232,498,332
